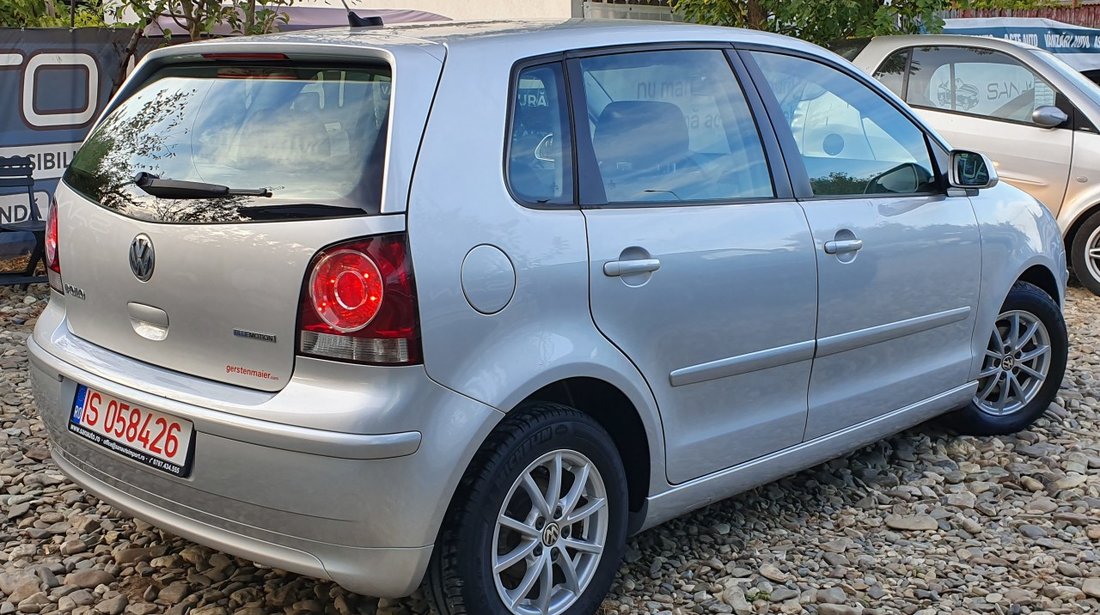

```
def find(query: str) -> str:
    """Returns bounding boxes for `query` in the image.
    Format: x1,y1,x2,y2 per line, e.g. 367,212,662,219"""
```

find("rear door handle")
823,239,863,255
603,258,661,277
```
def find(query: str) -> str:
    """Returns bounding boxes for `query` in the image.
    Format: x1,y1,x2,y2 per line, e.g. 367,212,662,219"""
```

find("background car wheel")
949,282,1067,436
1070,211,1100,295
426,402,629,615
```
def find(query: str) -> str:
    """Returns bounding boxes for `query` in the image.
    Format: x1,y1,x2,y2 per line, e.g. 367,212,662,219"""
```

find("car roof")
869,33,1043,54
150,18,827,61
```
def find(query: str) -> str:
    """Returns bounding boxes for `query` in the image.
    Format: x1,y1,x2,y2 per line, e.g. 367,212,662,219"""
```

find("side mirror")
950,150,999,190
1032,105,1069,128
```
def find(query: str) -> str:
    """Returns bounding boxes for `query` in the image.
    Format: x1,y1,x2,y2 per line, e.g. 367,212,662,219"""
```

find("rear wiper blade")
235,203,363,219
133,172,272,199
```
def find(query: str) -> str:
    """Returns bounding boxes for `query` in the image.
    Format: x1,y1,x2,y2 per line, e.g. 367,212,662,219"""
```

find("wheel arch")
955,278,1069,435
520,377,652,533
1017,264,1062,306
439,372,659,541
1062,201,1100,258
969,256,1065,384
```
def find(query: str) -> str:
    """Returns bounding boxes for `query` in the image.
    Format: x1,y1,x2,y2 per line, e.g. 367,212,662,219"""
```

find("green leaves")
674,0,765,28
0,0,293,35
114,0,294,41
0,0,109,28
673,0,959,46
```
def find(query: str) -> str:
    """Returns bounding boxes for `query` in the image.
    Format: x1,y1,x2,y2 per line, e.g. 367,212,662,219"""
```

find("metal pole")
69,0,75,28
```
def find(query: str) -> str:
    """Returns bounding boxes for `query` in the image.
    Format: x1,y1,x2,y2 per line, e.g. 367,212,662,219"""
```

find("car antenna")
339,0,383,27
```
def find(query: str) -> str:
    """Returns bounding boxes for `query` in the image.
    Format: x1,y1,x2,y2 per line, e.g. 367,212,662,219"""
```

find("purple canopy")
147,6,449,36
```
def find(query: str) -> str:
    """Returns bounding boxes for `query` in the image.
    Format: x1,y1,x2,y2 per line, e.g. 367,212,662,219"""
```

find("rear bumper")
46,440,431,596
28,299,502,597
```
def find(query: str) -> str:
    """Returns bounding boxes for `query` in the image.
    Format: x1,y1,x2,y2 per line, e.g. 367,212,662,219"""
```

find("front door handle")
823,239,863,255
603,258,661,277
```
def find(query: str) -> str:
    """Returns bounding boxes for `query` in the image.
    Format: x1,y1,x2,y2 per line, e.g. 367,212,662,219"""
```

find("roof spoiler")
339,0,383,27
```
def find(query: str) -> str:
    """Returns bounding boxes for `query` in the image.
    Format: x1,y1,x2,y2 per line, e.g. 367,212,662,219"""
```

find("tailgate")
52,46,441,391
58,185,408,391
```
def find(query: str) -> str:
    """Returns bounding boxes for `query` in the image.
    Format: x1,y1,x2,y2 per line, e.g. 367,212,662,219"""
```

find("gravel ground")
2,284,1100,615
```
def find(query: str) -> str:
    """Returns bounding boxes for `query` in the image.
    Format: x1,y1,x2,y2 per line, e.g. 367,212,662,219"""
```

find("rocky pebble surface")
2,283,1100,614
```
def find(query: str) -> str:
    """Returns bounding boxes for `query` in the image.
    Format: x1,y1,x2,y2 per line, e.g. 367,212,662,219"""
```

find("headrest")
593,101,690,172
291,90,323,112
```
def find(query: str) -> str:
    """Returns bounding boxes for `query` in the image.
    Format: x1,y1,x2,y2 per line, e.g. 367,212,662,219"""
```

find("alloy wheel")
1086,225,1100,285
491,449,609,615
974,309,1052,416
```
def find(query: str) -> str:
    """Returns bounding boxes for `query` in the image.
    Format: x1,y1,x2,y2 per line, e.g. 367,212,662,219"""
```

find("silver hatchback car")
31,19,1068,615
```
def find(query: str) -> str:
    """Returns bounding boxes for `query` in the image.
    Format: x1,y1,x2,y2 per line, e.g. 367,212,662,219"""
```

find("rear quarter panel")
406,41,668,493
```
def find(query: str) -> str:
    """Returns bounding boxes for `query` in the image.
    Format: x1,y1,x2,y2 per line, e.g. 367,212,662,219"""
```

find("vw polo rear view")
31,20,1068,615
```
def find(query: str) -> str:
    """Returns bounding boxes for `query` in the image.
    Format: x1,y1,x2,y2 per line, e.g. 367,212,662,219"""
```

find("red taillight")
309,249,384,333
298,234,421,365
45,198,61,292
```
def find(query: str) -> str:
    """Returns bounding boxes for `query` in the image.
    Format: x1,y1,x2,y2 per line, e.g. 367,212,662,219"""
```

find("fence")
583,1,678,21
944,5,1100,29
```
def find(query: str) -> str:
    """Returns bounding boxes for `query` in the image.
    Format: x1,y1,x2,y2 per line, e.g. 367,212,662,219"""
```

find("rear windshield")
65,62,391,223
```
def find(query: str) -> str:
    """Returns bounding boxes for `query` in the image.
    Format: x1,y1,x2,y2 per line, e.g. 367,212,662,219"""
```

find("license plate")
69,385,194,477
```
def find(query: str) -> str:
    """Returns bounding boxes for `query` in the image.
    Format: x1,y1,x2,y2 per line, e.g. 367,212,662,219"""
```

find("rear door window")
65,63,391,223
902,47,1058,123
575,49,774,204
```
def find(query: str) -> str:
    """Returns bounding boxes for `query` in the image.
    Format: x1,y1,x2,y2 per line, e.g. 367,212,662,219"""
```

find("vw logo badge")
129,234,155,282
541,522,561,547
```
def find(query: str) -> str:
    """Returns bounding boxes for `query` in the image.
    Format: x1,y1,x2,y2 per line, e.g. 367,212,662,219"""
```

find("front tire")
1070,211,1100,295
426,403,629,615
951,282,1067,435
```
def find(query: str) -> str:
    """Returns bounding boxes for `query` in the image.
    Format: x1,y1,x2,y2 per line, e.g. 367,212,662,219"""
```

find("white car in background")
845,35,1100,294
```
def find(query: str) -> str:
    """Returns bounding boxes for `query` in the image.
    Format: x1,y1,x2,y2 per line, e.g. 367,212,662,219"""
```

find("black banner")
0,28,170,284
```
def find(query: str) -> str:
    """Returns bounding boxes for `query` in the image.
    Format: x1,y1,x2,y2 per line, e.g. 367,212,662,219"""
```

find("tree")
673,0,1045,46
116,0,294,41
0,0,291,36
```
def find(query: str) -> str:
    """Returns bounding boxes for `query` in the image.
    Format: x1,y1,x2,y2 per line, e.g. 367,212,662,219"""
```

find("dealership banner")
0,28,159,225
944,18,1100,71
0,29,174,282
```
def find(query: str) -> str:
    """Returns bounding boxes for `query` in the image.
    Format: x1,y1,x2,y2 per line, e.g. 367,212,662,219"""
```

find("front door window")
749,51,937,197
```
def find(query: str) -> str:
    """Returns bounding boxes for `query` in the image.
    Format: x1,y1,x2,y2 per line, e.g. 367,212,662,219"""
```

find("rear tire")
949,282,1067,435
1070,211,1100,295
426,402,628,615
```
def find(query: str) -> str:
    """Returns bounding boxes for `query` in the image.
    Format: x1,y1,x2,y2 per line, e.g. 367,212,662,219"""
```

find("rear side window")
872,49,910,98
576,49,773,204
65,63,391,223
827,38,872,62
508,63,573,205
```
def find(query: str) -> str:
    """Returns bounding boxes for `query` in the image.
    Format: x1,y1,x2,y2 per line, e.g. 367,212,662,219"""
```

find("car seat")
592,100,699,201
